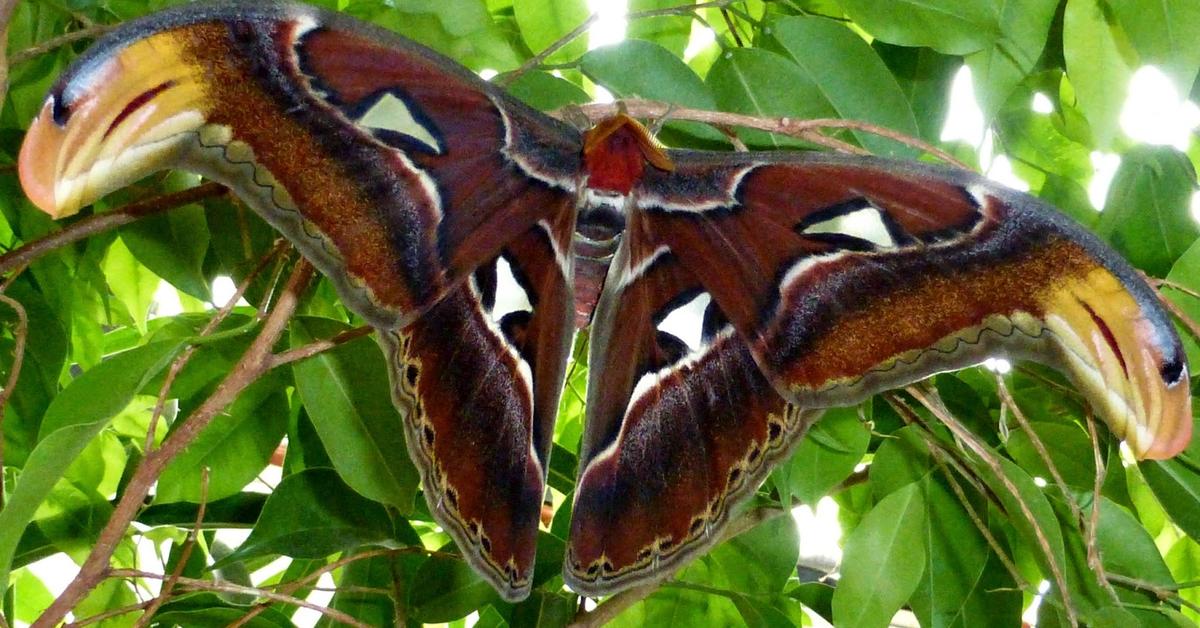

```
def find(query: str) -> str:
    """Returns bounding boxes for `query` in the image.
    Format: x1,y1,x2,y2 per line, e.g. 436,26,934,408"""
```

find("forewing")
19,2,581,327
638,152,1190,460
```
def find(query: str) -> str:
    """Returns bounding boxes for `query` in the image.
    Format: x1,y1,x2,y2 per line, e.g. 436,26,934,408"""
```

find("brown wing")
17,3,582,600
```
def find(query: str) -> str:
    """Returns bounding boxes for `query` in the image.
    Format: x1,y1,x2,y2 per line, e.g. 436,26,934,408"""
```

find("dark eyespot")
50,94,70,126
1162,354,1186,385
422,426,435,447
768,421,783,442
406,364,420,386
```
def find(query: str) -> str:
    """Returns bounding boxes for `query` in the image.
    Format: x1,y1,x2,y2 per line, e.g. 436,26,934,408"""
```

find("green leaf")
102,237,159,333
291,318,419,512
681,514,798,594
706,48,836,148
0,340,182,592
628,0,692,57
1006,422,1097,490
1108,0,1200,94
774,407,870,506
75,578,138,628
218,468,394,565
874,42,959,142
510,590,577,627
870,425,935,498
505,70,590,110
765,16,920,157
1096,498,1174,585
1096,146,1199,276
321,552,397,627
582,39,724,143
964,0,1058,118
582,40,715,109
1165,537,1200,624
837,0,1000,55
513,0,588,63
409,552,501,623
973,455,1067,593
832,482,927,628
156,376,289,503
155,592,294,627
1140,458,1200,539
119,199,211,299
1063,0,1136,147
12,568,54,623
612,586,743,626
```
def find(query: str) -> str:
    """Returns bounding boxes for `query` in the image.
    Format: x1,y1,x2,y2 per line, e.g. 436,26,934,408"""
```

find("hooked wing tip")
1041,267,1192,460
17,29,212,219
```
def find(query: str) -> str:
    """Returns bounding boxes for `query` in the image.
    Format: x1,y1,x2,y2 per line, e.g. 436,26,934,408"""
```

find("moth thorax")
582,114,674,195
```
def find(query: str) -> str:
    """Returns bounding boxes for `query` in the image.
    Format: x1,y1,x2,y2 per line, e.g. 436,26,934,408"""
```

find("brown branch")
9,23,114,66
0,293,27,511
33,260,314,627
143,239,289,454
109,569,369,628
133,468,209,627
0,182,227,276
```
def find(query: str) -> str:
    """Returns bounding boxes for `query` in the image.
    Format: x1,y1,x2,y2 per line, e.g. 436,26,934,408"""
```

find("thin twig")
906,385,1078,626
9,23,114,66
0,0,19,105
1152,278,1200,302
231,546,455,627
133,468,209,627
1156,287,1200,340
563,101,967,167
109,569,369,628
32,261,314,628
268,325,374,368
0,182,227,276
64,600,154,628
885,394,1030,589
0,294,25,511
1107,574,1200,614
500,0,735,87
1084,411,1120,603
502,13,599,86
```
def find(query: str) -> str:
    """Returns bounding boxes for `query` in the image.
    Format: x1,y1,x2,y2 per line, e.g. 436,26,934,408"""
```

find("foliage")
2,0,1200,626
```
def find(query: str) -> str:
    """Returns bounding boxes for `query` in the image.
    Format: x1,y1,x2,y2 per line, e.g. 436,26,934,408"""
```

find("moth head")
19,27,214,218
582,114,674,195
